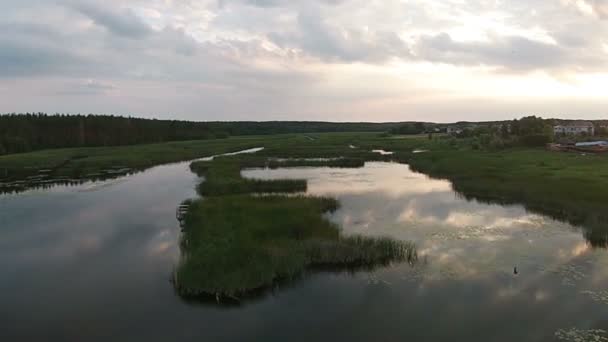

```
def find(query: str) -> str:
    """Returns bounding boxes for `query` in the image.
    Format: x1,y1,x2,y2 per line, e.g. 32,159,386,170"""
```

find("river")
1,156,607,341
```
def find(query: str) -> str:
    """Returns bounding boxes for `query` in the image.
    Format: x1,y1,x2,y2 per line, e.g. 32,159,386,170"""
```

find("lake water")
1,160,607,341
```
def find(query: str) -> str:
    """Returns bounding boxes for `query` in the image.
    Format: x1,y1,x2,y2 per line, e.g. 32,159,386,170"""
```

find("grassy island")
174,154,416,299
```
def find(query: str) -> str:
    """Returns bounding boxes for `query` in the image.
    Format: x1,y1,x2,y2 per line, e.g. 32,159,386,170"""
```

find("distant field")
0,133,353,180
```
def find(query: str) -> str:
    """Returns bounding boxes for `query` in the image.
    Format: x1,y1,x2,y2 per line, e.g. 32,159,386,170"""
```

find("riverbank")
4,131,608,235
0,136,273,182
402,147,608,243
0,132,380,185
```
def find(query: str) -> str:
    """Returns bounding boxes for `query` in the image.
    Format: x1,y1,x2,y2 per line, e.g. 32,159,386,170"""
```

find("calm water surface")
2,160,607,341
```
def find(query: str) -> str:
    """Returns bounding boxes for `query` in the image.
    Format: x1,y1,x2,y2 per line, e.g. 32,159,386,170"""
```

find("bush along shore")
174,155,416,301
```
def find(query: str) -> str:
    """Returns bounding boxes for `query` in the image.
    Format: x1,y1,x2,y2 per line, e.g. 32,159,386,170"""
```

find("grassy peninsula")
174,154,416,299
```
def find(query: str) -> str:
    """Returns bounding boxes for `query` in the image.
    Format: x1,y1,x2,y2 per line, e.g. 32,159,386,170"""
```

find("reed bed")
174,195,415,299
190,154,369,196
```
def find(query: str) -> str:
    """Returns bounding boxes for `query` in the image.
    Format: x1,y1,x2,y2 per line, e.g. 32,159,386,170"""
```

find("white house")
446,126,462,135
553,121,595,136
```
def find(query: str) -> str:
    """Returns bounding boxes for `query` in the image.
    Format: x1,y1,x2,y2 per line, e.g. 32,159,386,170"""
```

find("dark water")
2,160,607,342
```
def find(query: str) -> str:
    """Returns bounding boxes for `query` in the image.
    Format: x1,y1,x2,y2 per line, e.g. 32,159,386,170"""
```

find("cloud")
218,0,345,8
414,31,607,73
83,79,116,91
582,0,608,19
55,79,117,95
0,22,90,77
413,33,564,71
267,4,410,62
67,1,152,38
1,0,607,120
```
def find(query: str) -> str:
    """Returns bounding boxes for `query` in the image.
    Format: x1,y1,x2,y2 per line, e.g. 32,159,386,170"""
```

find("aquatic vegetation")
541,263,588,287
266,157,365,169
581,290,608,305
191,154,369,196
191,158,307,195
555,328,608,342
0,135,278,190
405,147,608,246
174,195,416,298
176,151,416,299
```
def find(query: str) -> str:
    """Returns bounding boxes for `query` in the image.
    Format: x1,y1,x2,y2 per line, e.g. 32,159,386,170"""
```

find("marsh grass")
191,158,308,195
266,157,365,169
405,147,608,245
177,150,416,299
174,195,416,298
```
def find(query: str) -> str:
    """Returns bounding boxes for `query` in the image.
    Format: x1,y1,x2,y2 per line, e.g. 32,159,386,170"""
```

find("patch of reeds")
266,157,365,169
174,195,415,299
303,236,417,269
406,148,608,247
190,155,368,196
198,178,307,196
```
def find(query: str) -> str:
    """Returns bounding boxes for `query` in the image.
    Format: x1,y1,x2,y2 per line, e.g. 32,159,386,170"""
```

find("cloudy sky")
1,0,608,122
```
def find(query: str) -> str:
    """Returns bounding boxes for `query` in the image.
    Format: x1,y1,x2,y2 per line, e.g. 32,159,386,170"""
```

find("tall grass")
174,195,416,299
191,158,308,196
178,146,414,300
266,157,365,169
405,147,608,245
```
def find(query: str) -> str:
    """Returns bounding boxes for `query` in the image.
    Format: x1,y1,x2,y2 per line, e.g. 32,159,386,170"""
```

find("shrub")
520,134,551,147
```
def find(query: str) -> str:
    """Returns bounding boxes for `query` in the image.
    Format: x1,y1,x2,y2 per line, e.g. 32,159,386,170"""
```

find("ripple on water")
555,328,608,342
539,263,589,287
581,290,608,305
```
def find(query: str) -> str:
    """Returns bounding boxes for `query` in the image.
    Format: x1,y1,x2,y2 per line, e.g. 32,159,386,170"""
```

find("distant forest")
0,113,401,155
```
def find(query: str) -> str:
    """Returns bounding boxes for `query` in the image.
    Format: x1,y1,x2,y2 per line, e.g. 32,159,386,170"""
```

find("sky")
1,0,607,122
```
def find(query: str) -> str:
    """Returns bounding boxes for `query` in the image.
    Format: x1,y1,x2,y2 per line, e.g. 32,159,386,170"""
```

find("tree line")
0,113,399,155
446,116,556,150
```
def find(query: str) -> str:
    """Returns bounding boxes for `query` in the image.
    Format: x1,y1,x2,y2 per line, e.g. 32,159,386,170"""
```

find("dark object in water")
176,203,190,226
514,267,518,275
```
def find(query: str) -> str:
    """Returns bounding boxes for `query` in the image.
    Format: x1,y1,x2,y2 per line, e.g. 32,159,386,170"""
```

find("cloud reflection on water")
243,162,607,287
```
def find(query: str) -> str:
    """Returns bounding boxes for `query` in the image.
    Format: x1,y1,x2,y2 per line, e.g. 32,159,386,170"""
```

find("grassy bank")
0,136,277,181
404,145,608,244
5,129,608,240
0,132,380,193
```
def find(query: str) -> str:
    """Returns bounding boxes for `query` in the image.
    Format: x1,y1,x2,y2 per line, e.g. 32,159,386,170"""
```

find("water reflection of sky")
244,162,608,339
2,160,608,341
0,160,198,341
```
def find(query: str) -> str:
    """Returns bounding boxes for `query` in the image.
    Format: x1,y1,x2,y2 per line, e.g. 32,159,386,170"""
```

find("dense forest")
0,113,400,155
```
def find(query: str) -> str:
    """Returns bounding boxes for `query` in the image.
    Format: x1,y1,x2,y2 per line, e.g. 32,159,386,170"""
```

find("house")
446,126,462,135
447,124,480,135
553,121,595,136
